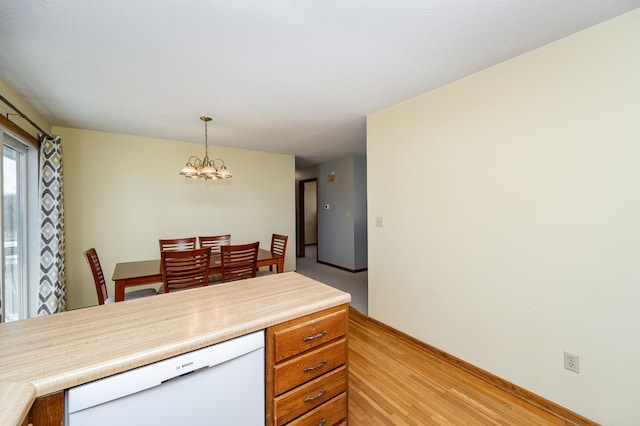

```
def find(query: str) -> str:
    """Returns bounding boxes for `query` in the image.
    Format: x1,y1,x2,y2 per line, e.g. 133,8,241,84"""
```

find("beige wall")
367,9,640,425
58,127,295,309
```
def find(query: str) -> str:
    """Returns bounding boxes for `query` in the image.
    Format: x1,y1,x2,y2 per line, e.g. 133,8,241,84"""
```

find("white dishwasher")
65,330,265,425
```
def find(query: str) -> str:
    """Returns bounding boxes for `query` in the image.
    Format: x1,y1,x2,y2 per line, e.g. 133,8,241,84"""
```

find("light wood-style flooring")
348,309,589,425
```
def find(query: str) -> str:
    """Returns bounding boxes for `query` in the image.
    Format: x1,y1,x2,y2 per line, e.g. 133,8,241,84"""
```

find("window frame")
0,128,40,322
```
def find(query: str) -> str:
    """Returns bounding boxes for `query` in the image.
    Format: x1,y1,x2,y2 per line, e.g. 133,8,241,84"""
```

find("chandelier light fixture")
179,116,232,180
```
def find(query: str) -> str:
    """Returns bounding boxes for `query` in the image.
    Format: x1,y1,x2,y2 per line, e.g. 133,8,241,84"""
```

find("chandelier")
179,116,232,180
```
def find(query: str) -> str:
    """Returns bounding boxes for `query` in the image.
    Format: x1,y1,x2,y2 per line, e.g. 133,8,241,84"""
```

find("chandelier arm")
211,158,226,167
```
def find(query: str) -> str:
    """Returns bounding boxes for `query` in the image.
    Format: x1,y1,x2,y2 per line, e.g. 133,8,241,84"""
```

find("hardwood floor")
348,309,593,425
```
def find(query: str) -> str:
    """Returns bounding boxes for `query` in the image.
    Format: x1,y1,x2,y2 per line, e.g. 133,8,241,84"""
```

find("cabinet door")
23,391,64,426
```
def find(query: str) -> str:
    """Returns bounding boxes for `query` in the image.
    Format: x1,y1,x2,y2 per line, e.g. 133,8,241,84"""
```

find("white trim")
27,146,39,317
0,130,39,321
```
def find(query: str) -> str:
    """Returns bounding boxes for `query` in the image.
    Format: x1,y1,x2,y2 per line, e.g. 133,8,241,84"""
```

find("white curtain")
38,134,66,315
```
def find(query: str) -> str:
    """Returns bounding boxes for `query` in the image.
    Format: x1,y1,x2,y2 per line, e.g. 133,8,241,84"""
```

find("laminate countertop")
0,272,351,426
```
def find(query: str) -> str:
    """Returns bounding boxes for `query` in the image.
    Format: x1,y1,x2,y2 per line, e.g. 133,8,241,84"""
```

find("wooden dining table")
111,248,284,302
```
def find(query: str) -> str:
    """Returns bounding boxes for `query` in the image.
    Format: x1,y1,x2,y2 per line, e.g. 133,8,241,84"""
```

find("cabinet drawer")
286,393,347,426
274,366,347,426
274,307,348,362
275,338,347,395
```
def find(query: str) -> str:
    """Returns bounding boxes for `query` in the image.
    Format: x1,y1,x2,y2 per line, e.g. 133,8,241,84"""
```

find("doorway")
297,178,317,258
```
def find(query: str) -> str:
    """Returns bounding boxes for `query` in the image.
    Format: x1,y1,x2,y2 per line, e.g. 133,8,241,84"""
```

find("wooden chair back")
270,234,288,272
159,237,196,252
198,234,231,254
83,248,109,305
271,234,288,256
161,247,211,293
220,242,259,283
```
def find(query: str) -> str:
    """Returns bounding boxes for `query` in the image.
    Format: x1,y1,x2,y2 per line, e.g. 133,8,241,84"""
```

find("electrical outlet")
564,351,579,373
375,217,383,227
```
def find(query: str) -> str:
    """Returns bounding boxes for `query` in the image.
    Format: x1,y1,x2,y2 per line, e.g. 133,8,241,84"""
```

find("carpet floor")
295,245,368,315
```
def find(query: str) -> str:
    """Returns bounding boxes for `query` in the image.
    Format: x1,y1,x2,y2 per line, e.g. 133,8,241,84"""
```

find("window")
1,132,38,322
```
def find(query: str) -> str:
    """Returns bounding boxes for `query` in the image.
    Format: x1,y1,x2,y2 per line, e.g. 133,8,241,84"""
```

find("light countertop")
0,272,350,425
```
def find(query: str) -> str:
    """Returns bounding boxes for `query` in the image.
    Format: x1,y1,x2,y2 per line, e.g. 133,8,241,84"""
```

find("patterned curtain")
38,134,66,315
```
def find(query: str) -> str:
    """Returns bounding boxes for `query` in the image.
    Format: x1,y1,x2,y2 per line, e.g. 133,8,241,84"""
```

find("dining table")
111,248,284,302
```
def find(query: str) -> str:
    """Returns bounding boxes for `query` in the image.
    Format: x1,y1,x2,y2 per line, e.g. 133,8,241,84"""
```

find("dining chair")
220,242,259,283
256,233,288,276
84,248,157,305
161,247,212,293
269,234,288,273
198,234,231,254
199,234,231,284
159,237,197,252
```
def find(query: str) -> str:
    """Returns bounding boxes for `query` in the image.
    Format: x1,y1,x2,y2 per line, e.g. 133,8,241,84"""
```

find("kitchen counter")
0,272,350,425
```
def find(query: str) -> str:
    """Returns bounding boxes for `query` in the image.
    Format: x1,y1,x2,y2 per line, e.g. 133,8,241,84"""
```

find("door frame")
297,178,317,258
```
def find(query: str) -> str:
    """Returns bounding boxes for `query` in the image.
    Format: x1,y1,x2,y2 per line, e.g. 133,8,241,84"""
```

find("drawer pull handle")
304,360,328,372
303,330,327,341
304,388,327,402
319,419,327,426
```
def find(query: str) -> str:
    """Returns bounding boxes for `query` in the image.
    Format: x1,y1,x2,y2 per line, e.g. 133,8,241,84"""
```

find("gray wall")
296,156,367,270
353,156,368,269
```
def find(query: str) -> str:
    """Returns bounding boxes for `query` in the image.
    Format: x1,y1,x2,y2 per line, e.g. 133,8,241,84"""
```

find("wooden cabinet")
266,304,349,425
21,391,64,426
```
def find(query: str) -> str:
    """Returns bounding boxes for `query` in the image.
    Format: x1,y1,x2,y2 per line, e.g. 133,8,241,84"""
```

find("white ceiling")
1,1,639,168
